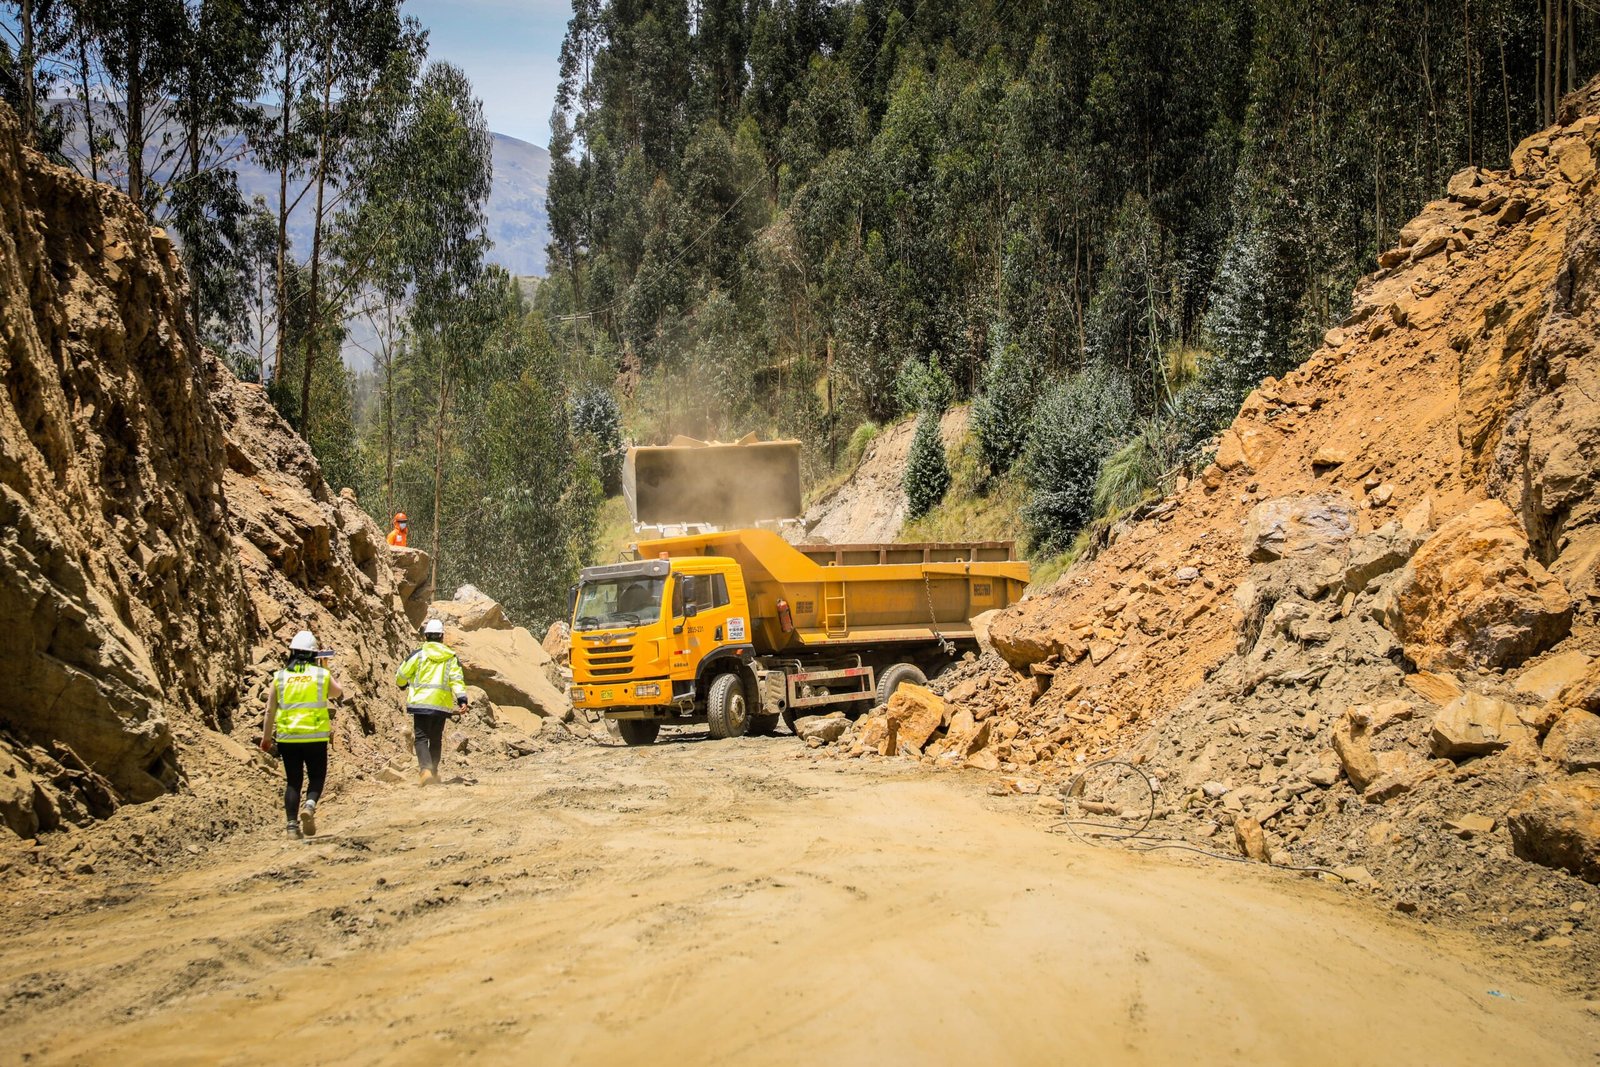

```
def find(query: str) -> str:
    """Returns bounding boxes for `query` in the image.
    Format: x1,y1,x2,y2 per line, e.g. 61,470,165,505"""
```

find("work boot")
286,821,303,840
298,799,317,838
426,768,442,786
418,769,431,786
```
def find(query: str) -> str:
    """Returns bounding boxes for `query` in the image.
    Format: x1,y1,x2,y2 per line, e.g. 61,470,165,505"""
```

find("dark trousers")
413,712,447,772
280,742,328,822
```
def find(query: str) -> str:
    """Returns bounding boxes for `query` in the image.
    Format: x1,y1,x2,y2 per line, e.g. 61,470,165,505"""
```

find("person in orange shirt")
387,512,408,547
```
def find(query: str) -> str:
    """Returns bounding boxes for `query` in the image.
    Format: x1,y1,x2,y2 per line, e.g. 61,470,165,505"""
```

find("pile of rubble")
814,79,1600,980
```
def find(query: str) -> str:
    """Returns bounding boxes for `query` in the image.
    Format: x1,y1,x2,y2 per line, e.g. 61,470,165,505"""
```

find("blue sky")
406,0,570,148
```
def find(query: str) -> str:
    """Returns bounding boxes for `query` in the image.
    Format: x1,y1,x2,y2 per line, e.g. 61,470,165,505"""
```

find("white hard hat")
423,619,444,637
290,629,318,652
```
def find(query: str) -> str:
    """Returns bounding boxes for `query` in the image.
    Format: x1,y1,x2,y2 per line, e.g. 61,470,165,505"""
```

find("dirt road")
2,735,1595,1065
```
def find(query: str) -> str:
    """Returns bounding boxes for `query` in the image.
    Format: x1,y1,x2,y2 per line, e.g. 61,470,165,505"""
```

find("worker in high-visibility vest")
396,619,468,785
387,512,408,547
260,629,343,839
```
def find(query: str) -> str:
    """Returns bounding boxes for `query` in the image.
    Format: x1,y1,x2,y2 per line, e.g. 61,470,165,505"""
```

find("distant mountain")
51,101,551,277
483,133,551,277
224,128,551,279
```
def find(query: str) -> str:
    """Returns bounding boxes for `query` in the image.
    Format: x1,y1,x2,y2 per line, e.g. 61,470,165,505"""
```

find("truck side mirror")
567,585,578,620
684,603,699,618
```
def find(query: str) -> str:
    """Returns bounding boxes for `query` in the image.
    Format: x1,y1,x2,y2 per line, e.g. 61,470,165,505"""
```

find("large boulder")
794,713,849,745
970,609,1000,659
1332,708,1380,791
885,684,946,755
986,605,1058,670
1514,650,1595,703
542,621,572,665
1215,421,1283,473
430,585,511,632
1343,522,1426,593
1429,692,1524,759
388,545,433,628
1242,494,1358,563
1542,709,1600,773
1507,775,1600,883
446,624,568,717
1393,500,1572,671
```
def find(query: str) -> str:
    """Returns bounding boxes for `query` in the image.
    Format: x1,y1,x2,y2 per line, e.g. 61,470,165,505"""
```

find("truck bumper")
570,679,673,714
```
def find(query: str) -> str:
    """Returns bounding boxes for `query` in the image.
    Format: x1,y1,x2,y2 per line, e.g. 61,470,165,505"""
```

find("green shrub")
971,338,1036,478
843,420,879,470
903,411,951,518
568,387,625,494
1021,365,1134,552
893,357,956,416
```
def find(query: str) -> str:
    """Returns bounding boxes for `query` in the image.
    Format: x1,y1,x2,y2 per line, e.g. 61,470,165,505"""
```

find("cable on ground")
1047,757,1354,882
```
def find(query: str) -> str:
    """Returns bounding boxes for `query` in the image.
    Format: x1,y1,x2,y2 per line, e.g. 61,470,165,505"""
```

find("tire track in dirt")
1,741,1596,1064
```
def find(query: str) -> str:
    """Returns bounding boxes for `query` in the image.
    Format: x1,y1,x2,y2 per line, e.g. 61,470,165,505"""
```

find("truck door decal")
728,617,747,641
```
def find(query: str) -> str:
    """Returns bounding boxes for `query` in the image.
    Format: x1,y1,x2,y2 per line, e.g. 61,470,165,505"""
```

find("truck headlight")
569,687,586,703
635,683,661,697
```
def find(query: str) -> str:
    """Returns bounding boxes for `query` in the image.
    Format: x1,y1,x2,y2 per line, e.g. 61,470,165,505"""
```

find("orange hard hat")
394,512,408,523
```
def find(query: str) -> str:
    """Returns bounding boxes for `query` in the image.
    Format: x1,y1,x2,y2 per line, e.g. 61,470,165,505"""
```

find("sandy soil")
1,737,1595,1065
800,407,969,544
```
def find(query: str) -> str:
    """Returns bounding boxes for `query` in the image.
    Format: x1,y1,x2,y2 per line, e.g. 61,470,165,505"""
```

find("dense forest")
0,0,601,625
540,0,1600,555
3,1,1599,624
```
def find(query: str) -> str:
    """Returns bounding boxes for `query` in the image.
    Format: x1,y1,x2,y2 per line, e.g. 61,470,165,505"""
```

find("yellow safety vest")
274,665,332,742
396,642,466,713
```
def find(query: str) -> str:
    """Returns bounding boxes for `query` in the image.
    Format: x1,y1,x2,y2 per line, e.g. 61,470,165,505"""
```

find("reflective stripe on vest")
275,666,331,742
402,650,461,712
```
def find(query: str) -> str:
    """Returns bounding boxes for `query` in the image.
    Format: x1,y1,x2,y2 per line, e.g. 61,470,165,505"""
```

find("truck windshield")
573,577,666,631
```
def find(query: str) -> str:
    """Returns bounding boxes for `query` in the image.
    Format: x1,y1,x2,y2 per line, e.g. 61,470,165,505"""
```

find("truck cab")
570,556,761,745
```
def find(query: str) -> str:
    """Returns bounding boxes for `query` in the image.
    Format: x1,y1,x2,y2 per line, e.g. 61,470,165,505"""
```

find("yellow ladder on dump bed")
823,579,848,638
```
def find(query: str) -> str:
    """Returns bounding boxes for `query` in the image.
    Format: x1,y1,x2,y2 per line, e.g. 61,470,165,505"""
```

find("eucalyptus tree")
166,0,270,346
375,61,493,584
289,1,424,435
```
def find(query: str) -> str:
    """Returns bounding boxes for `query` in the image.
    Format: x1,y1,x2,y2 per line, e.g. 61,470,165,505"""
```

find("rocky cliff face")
0,104,247,829
0,104,415,839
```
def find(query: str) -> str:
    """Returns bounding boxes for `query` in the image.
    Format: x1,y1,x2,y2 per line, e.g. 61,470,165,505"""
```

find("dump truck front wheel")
616,719,661,746
875,663,927,706
706,672,750,739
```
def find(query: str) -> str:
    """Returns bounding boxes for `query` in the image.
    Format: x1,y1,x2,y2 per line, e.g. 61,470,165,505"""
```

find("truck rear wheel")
875,663,926,707
706,672,749,739
749,713,780,736
616,719,660,746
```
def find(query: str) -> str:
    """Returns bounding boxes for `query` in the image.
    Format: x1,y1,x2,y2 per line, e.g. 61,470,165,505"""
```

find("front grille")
576,638,636,681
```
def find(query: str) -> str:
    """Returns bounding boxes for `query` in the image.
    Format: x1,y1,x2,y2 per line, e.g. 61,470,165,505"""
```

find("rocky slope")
830,81,1600,981
795,407,969,544
0,101,420,844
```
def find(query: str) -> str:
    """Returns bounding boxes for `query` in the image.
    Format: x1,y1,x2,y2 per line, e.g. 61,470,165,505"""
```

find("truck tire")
875,663,926,707
749,713,780,736
616,719,660,746
706,672,750,739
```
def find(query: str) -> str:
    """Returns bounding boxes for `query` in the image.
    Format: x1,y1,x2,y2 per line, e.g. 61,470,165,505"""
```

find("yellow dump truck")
569,439,1029,745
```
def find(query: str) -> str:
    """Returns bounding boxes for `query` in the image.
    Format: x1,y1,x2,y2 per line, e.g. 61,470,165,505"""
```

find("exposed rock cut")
1394,500,1573,672
0,104,244,816
0,102,417,837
